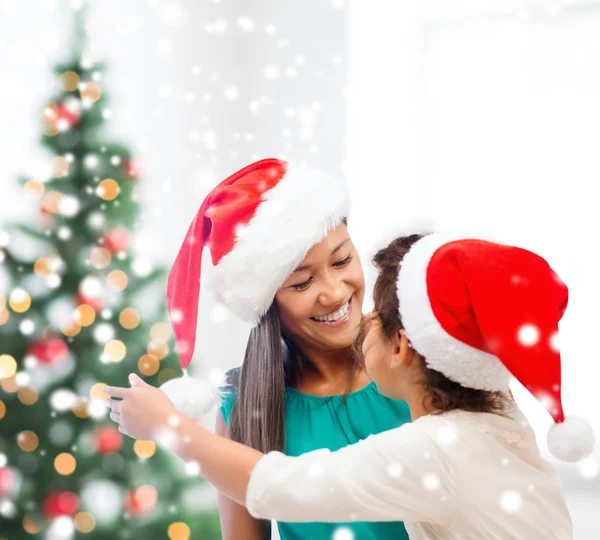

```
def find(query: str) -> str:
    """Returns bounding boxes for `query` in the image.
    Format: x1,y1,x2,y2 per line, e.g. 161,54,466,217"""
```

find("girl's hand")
104,374,178,441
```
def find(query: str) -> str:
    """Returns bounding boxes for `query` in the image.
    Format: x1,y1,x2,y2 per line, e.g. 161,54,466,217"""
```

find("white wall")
347,1,600,537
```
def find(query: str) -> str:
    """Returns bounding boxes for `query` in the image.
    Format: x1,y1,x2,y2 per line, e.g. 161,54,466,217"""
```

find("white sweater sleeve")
246,419,456,525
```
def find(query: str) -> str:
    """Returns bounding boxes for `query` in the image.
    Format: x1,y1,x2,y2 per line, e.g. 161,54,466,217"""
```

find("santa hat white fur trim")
396,232,513,392
212,166,350,324
160,373,223,419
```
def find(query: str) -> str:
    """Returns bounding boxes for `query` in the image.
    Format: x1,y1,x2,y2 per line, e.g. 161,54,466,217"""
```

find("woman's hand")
104,374,178,441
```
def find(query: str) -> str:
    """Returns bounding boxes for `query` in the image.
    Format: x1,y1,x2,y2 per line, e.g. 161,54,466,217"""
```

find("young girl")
143,158,412,539
106,233,594,539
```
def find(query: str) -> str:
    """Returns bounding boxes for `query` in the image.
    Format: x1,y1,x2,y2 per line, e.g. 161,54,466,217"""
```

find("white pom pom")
547,416,595,462
160,376,222,419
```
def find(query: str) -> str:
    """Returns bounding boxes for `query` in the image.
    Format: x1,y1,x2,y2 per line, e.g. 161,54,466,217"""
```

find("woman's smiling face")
274,223,365,354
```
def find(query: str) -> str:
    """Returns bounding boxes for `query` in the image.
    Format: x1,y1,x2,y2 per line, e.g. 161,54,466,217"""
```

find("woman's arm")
215,413,271,540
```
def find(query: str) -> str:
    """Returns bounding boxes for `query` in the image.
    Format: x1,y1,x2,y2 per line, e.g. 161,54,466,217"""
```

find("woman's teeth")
312,300,350,322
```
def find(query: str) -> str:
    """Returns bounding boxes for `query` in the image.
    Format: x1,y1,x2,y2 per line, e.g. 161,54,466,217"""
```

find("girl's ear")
391,329,414,369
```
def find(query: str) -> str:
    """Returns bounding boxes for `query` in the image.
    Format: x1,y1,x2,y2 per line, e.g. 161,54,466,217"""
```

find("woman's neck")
294,346,368,395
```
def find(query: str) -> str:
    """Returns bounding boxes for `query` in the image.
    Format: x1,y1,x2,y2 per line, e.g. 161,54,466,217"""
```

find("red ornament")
76,293,102,313
56,98,82,129
95,426,123,455
102,227,130,253
125,488,155,517
0,467,17,497
123,159,141,179
27,338,69,365
42,491,79,519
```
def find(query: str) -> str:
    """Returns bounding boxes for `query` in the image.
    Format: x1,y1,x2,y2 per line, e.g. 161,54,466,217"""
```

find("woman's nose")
318,277,346,307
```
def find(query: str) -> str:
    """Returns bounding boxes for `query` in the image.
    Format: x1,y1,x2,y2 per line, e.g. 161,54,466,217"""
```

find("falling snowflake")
333,527,355,540
211,304,230,323
185,460,201,476
225,86,240,100
577,457,599,480
132,257,153,278
84,154,99,169
57,226,72,241
264,65,280,80
80,276,103,299
237,16,255,32
58,195,81,217
156,38,175,56
50,389,77,412
89,399,109,420
87,212,106,231
206,19,228,34
437,425,458,445
308,462,324,478
93,323,116,344
387,462,403,478
499,490,522,513
0,499,17,519
19,319,35,336
517,324,540,347
159,0,184,27
46,274,62,289
549,332,560,353
423,473,440,491
157,83,173,98
15,371,31,386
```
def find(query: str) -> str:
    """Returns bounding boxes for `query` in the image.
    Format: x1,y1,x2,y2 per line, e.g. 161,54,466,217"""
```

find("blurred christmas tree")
0,6,221,540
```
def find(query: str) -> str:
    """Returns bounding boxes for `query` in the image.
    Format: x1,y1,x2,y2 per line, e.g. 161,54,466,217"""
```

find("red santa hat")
160,158,350,418
396,233,595,462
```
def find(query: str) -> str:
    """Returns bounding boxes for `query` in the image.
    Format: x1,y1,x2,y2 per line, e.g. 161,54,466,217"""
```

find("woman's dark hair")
226,218,364,453
372,233,509,416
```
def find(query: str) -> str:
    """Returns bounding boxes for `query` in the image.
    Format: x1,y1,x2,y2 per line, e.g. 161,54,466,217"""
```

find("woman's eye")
334,255,352,267
291,278,312,291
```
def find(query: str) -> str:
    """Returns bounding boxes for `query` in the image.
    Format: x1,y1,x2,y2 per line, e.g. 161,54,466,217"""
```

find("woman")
139,158,411,539
106,233,592,539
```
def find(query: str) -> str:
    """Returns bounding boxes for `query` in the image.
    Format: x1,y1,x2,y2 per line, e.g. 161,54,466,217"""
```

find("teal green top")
220,379,411,540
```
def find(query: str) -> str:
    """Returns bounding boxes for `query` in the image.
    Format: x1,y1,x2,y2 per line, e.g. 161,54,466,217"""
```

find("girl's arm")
215,413,271,540
169,413,455,526
104,376,454,526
